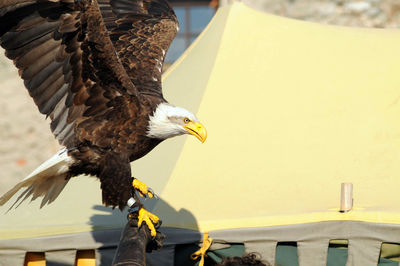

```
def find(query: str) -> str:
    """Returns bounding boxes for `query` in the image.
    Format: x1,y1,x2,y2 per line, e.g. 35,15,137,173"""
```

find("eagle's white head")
146,103,207,142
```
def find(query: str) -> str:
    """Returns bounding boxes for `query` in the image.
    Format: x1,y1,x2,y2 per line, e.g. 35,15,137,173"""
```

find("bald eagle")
0,0,206,236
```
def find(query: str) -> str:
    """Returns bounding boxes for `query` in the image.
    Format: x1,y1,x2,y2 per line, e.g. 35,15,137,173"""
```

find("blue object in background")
165,5,215,63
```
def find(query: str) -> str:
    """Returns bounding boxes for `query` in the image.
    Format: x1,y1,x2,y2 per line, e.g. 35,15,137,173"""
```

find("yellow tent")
151,1,400,230
2,2,400,265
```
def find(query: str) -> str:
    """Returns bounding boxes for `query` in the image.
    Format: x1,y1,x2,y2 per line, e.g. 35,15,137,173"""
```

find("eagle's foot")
132,179,154,198
136,207,160,238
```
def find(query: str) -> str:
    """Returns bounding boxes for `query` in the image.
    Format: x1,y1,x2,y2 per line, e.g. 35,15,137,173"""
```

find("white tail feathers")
0,148,74,209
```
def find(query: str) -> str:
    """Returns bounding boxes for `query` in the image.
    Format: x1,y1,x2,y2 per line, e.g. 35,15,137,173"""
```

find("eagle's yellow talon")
132,179,154,198
138,208,159,237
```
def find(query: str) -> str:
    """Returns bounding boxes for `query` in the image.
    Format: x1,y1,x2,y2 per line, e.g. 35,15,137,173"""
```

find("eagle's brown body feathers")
0,0,179,209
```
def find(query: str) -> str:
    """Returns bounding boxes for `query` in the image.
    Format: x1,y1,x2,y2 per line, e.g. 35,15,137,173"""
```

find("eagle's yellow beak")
183,121,207,143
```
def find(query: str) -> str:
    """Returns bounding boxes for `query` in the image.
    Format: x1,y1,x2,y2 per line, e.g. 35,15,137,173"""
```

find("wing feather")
16,38,58,68
20,44,60,79
39,83,70,114
99,0,178,96
5,31,52,59
29,64,63,96
0,0,139,148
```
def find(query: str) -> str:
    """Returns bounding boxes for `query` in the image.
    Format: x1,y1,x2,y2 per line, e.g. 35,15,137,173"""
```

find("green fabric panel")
326,247,399,266
275,244,398,266
326,248,397,266
379,258,399,266
207,244,245,263
173,242,399,265
327,248,347,266
275,243,299,266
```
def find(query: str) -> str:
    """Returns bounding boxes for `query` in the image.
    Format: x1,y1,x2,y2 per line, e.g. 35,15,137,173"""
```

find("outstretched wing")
99,0,178,97
0,0,138,148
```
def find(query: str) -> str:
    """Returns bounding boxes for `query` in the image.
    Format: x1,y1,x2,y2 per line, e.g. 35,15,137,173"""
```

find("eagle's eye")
183,117,191,124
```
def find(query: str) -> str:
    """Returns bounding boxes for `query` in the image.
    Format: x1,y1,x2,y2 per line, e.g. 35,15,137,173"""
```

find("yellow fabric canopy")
135,2,400,232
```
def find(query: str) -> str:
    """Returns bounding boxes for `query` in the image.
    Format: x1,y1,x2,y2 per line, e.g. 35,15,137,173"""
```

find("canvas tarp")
2,2,400,266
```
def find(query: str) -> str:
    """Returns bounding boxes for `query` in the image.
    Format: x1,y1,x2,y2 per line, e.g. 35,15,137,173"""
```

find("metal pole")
340,183,353,213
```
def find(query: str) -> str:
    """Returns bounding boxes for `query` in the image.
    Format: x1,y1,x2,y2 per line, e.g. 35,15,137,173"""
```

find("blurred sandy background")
0,53,60,195
1,0,400,196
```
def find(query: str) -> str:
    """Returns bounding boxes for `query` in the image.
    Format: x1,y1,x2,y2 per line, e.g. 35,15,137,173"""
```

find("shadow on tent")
89,197,201,265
